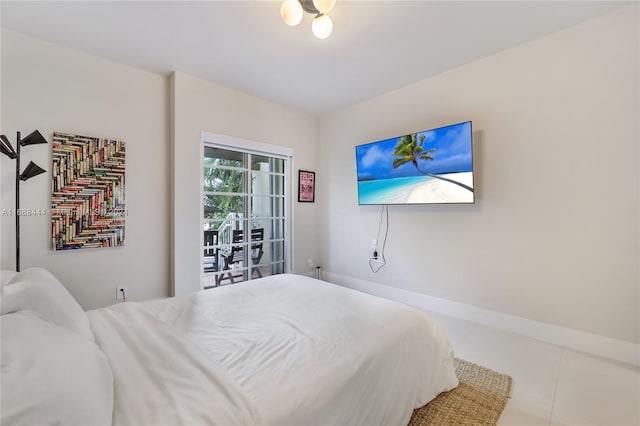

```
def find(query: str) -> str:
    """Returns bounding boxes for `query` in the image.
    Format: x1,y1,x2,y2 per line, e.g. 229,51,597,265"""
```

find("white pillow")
2,268,95,342
1,270,18,286
1,312,114,426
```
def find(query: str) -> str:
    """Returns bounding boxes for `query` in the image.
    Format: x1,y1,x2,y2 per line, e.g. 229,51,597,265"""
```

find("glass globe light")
312,14,333,39
281,0,303,26
312,0,336,13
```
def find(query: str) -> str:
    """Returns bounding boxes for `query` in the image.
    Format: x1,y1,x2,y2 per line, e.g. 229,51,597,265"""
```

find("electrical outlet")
116,285,128,301
307,258,314,268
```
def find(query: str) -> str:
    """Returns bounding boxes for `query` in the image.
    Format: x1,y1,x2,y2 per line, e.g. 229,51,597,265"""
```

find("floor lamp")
1,130,47,272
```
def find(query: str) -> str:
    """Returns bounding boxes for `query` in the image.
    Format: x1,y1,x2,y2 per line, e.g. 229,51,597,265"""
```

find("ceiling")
0,1,631,116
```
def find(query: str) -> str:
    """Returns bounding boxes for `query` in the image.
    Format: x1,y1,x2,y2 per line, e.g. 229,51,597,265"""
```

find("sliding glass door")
202,143,289,288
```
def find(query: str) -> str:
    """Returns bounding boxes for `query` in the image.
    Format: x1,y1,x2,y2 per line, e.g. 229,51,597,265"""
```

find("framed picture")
298,170,315,202
51,132,126,250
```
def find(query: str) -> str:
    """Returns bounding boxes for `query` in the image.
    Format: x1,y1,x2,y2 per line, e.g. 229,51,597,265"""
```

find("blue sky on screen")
356,121,472,180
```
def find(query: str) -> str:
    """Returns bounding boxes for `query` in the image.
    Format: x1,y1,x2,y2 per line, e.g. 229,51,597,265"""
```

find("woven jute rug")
408,357,512,426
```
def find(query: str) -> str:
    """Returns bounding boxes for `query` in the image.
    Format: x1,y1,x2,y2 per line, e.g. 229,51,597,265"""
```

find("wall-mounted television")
355,121,474,205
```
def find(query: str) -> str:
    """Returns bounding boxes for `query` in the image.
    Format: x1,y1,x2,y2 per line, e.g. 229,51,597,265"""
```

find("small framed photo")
298,170,315,203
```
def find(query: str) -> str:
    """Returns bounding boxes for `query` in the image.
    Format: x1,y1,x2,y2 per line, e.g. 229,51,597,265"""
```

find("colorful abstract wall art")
51,132,125,250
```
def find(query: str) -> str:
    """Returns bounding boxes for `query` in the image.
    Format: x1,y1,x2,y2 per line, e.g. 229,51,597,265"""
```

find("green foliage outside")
203,159,246,225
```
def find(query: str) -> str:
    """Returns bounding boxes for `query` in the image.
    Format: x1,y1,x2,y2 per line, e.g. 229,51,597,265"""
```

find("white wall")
0,29,170,309
0,31,319,307
171,72,318,295
317,6,639,344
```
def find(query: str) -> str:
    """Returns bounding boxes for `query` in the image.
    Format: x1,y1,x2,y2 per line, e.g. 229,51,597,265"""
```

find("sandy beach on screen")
407,172,474,203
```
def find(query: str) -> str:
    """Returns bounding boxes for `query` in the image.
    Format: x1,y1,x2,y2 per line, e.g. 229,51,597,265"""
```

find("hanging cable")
369,204,389,273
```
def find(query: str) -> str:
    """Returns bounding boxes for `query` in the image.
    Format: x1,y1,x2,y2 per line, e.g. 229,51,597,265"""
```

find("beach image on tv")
356,121,474,205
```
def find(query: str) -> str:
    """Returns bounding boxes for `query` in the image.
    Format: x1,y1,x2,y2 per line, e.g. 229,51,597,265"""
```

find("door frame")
200,131,294,290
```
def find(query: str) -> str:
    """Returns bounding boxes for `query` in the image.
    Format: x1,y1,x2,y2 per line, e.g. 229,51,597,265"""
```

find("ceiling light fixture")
280,0,336,40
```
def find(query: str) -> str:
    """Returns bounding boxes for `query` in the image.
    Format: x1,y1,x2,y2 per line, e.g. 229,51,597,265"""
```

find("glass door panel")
203,145,288,289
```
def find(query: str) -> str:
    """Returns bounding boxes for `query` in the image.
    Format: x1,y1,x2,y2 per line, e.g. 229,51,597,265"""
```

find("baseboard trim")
323,271,640,368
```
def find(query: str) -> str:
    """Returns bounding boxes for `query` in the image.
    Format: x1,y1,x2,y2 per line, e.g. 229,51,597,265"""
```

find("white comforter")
87,302,264,426
90,274,458,426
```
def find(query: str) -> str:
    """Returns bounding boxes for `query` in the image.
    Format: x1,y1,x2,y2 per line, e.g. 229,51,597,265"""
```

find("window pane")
251,199,269,218
204,146,243,167
204,195,245,220
218,217,247,246
268,240,285,263
251,171,269,199
271,262,285,275
271,219,285,240
272,196,284,218
246,219,265,236
251,195,269,218
204,220,223,232
250,173,285,196
251,154,270,170
271,174,285,196
250,155,284,174
271,158,284,173
204,168,245,193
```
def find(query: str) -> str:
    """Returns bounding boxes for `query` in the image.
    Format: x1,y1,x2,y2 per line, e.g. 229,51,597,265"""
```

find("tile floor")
426,311,640,426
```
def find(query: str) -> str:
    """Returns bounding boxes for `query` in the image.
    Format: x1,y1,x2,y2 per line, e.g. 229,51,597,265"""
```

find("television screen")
355,121,474,205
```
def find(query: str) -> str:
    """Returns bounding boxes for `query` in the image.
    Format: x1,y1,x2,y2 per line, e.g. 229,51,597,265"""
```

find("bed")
1,268,458,426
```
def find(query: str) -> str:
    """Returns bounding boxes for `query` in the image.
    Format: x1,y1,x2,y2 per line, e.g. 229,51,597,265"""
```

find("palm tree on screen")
392,134,473,192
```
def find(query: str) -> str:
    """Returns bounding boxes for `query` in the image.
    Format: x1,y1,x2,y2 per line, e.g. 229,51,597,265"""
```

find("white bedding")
89,274,458,426
3,269,456,426
87,302,264,426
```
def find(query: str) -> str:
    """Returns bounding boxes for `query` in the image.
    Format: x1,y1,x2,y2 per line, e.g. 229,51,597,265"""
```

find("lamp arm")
15,131,21,272
1,129,47,272
0,134,17,159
